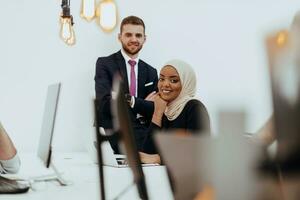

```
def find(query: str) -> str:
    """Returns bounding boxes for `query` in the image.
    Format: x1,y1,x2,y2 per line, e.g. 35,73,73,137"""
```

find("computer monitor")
111,75,149,200
36,83,69,185
37,83,60,168
266,30,300,169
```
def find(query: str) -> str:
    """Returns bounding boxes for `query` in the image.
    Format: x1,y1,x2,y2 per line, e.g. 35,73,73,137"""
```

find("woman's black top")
142,99,210,154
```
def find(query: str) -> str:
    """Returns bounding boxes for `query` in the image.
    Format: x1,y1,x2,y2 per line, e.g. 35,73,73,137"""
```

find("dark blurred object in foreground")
265,27,300,173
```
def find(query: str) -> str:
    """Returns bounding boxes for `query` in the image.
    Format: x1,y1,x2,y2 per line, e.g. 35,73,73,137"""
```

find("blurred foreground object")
265,27,300,172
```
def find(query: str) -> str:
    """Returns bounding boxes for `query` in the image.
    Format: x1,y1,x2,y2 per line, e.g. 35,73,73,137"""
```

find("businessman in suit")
94,16,158,153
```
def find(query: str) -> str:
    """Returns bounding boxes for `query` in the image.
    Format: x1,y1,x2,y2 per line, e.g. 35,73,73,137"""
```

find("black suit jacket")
94,50,158,129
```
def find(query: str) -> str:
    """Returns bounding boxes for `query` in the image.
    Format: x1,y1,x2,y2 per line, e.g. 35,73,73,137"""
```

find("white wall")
1,0,299,152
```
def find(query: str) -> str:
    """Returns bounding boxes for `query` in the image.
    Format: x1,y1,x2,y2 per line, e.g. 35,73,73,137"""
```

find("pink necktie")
128,60,137,96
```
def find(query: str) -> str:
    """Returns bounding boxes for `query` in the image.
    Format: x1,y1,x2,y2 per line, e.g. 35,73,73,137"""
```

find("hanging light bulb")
96,0,118,32
60,0,76,46
276,30,289,47
80,0,96,21
60,17,76,45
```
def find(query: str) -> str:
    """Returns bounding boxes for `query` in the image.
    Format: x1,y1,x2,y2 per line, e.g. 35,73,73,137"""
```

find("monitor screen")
37,83,61,168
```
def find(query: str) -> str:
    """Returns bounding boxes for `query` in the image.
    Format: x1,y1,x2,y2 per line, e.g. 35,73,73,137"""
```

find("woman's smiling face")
158,65,182,103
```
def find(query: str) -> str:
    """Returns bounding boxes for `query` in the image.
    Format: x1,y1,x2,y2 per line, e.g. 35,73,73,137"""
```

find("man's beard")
122,43,143,56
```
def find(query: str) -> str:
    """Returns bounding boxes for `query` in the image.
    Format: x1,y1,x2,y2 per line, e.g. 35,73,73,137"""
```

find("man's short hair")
120,16,145,33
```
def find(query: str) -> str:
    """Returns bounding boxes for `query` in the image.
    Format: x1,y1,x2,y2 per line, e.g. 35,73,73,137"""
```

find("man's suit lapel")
115,51,129,93
137,61,147,98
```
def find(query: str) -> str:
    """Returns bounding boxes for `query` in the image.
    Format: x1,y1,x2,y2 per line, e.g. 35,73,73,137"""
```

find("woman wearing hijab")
140,59,210,164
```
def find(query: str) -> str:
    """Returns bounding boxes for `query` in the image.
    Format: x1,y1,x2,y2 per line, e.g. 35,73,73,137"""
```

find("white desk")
0,153,173,200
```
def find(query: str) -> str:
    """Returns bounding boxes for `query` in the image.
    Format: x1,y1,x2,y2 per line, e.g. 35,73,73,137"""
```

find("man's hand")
125,93,133,107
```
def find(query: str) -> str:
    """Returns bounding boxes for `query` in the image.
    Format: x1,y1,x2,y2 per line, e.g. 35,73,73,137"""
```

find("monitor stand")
29,159,72,186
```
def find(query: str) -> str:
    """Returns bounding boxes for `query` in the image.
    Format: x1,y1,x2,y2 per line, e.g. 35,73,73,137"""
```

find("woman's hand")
151,94,167,127
139,152,161,165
